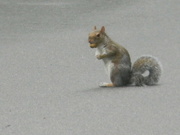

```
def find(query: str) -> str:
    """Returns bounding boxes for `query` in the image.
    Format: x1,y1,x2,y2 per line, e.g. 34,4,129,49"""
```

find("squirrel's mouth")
90,44,97,48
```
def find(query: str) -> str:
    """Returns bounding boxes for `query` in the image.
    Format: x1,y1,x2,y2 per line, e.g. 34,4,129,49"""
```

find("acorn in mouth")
90,44,97,48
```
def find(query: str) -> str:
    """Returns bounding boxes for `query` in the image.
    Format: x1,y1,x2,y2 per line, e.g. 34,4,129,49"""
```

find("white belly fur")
95,45,115,78
103,58,114,78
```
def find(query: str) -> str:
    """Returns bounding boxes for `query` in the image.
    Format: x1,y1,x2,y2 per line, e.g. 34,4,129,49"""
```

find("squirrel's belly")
103,59,114,77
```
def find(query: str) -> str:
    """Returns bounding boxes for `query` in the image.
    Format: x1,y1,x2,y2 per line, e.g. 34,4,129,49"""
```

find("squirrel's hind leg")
110,66,130,87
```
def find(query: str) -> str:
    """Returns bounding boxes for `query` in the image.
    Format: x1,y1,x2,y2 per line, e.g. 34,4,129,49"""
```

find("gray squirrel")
88,26,162,87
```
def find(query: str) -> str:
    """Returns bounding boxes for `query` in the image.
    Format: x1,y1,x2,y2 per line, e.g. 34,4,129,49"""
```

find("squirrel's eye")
96,34,100,37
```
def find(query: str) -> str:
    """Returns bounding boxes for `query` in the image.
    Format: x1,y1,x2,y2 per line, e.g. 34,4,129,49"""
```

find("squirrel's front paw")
96,55,102,60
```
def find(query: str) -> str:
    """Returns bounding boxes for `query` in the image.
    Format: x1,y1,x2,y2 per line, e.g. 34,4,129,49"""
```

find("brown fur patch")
89,32,97,37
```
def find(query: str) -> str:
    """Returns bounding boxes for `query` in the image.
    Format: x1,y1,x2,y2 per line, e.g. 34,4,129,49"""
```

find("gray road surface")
0,0,180,135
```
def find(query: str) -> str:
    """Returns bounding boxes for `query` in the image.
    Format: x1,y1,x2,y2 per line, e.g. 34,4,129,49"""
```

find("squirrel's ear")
93,26,97,30
100,26,105,33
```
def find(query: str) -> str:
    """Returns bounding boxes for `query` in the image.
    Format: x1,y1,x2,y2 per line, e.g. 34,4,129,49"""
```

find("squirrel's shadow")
82,84,161,92
82,85,133,92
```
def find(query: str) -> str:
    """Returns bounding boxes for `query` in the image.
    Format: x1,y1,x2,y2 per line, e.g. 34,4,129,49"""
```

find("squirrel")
88,26,162,87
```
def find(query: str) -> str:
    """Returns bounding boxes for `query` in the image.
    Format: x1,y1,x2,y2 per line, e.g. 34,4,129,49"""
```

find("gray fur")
111,65,131,86
131,56,162,86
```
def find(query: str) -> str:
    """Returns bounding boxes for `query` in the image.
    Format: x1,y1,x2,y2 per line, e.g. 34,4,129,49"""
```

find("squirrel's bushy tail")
131,56,162,86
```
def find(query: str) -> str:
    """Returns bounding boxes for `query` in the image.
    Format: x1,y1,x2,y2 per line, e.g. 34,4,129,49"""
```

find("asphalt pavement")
0,0,180,135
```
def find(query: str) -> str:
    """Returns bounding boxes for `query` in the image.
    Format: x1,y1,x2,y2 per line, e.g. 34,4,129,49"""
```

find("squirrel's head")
88,26,105,48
